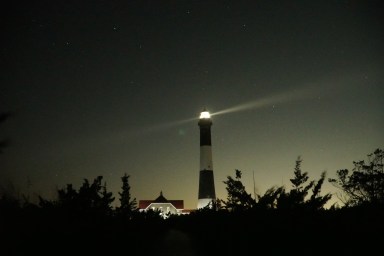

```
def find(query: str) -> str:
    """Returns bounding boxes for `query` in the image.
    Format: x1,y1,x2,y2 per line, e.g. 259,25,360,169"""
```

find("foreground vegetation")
1,148,383,255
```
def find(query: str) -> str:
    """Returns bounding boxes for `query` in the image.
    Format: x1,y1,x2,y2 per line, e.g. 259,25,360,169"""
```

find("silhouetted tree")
277,157,313,209
0,191,21,212
57,183,78,209
100,181,115,215
77,178,94,210
223,169,255,211
0,111,12,154
223,158,331,211
212,198,223,211
117,173,137,217
306,171,332,210
49,176,114,216
277,157,331,210
257,186,285,209
329,148,384,207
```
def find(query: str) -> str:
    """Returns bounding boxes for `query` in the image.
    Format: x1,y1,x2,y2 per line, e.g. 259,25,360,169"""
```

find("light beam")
211,85,321,117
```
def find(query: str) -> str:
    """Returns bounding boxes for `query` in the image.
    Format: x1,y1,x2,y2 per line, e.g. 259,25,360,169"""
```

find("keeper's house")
138,191,186,218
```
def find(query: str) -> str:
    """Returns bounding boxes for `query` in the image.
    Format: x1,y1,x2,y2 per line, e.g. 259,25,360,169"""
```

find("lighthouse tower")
197,110,216,209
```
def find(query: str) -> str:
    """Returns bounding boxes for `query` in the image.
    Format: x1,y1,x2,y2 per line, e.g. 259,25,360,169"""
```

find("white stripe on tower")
197,110,216,209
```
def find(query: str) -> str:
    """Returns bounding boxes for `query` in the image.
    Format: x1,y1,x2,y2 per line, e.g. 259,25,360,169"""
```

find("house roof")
168,200,184,209
154,191,168,203
138,200,153,209
138,191,184,209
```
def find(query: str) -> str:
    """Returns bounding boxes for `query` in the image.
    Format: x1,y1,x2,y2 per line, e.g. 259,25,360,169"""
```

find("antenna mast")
253,171,256,200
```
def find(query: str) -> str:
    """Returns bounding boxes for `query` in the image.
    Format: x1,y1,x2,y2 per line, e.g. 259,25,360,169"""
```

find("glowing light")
200,111,211,119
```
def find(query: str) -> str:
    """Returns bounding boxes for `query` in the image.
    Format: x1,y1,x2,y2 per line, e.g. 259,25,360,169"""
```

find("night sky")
1,0,383,209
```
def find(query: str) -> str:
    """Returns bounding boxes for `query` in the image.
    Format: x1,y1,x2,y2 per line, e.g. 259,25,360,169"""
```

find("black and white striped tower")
197,109,216,209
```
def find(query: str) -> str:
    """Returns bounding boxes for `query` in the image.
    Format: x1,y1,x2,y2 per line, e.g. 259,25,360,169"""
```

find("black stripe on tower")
198,118,212,146
198,170,216,198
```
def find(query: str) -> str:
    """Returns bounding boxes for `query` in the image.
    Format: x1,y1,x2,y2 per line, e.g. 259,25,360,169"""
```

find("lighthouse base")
197,198,215,209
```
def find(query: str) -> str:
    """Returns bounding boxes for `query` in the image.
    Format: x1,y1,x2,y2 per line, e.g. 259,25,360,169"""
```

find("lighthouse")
197,110,216,209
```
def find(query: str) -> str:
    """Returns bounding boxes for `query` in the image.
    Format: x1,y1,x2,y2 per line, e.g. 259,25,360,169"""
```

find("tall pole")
197,110,216,209
253,170,256,200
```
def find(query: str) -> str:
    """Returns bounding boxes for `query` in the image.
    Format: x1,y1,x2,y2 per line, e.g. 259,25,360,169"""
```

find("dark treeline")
1,149,383,255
